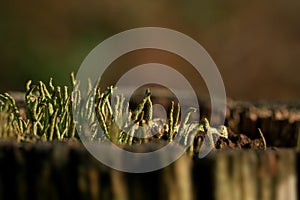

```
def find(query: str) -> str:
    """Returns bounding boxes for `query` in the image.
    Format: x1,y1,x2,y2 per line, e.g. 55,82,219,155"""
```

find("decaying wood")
0,142,298,200
2,93,300,199
199,99,300,147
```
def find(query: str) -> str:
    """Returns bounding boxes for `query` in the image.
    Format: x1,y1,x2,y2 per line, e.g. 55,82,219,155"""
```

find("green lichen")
0,73,224,154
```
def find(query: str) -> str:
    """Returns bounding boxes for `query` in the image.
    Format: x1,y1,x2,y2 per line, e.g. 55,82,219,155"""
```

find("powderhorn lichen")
0,72,226,155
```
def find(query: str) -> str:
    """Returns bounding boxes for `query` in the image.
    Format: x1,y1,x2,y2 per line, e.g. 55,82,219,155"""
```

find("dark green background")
1,0,300,100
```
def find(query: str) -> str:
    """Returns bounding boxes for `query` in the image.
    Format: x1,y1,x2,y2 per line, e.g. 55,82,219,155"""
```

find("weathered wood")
214,150,297,200
0,142,298,200
199,99,300,147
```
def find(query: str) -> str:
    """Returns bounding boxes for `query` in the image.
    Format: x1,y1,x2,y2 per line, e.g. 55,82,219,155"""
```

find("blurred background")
1,0,300,101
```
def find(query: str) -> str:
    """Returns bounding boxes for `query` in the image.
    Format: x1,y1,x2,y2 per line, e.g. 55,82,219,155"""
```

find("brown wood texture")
200,99,300,147
0,142,298,200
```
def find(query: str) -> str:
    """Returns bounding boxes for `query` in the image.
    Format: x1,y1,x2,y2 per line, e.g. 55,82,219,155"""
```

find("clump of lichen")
0,75,77,142
0,73,228,155
0,93,25,141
